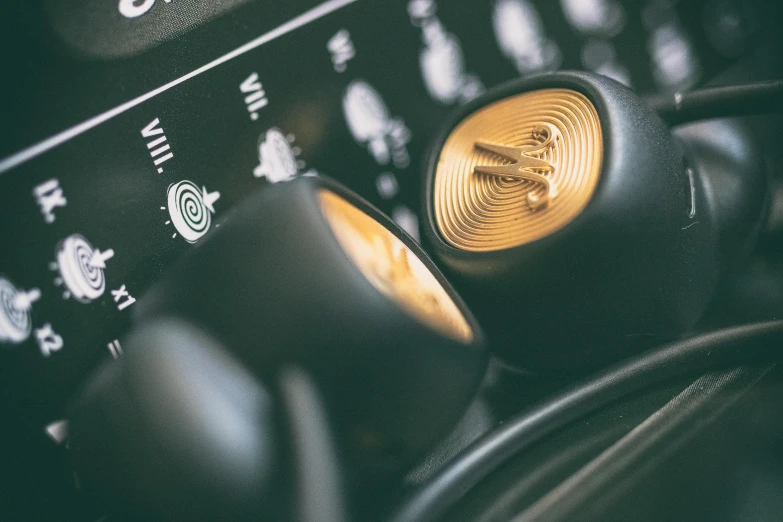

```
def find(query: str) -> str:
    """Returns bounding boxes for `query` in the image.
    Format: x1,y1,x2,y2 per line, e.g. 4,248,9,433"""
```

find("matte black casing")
423,72,717,372
135,176,486,477
69,320,282,522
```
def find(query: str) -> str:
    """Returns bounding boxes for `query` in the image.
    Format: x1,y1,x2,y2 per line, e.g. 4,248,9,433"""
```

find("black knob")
69,319,283,521
421,72,767,371
70,319,350,522
134,176,486,476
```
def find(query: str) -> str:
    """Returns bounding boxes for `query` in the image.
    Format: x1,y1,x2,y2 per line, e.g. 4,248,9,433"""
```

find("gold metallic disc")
319,190,473,344
433,88,603,252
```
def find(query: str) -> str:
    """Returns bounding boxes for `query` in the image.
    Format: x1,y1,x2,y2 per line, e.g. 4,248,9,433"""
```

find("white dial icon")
54,234,114,303
0,277,40,344
253,128,302,183
166,180,220,243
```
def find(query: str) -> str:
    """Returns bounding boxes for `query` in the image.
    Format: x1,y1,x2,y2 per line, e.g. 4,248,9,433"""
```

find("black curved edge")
314,174,486,350
388,319,783,522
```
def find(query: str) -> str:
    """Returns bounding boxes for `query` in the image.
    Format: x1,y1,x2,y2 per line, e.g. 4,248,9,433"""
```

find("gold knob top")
433,88,603,252
319,190,473,344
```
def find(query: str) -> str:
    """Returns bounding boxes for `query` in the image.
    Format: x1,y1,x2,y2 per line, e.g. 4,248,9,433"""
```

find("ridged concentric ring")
433,89,603,252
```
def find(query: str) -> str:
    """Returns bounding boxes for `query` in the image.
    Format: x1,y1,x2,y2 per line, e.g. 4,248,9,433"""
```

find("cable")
647,80,783,125
388,320,783,522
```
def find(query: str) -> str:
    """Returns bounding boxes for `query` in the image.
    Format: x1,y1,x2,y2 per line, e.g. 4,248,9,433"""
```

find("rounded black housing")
135,176,487,476
69,320,282,522
423,72,721,372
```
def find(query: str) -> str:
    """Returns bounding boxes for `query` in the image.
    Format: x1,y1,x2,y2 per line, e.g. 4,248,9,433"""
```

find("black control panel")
0,0,780,520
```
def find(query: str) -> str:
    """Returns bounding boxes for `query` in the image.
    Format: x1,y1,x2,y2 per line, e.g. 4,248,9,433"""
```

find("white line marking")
146,136,168,148
154,152,174,165
107,339,123,359
150,144,171,157
0,0,358,175
244,90,266,104
248,98,269,112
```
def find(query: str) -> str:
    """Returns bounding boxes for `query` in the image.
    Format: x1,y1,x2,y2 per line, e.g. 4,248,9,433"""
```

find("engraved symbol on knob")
474,124,558,209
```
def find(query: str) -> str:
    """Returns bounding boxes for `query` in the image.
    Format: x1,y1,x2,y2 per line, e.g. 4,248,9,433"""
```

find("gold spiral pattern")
433,89,603,252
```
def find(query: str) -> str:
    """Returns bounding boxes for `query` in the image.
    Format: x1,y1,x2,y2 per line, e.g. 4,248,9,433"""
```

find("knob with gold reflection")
423,72,725,371
135,176,486,479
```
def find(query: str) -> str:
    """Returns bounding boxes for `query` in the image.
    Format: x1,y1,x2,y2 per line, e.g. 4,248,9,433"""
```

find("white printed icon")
408,0,484,105
141,118,174,173
343,81,390,148
111,285,136,311
254,128,303,183
342,81,411,168
239,72,269,121
119,0,173,19
107,339,123,359
376,172,399,200
561,0,625,36
35,323,64,357
492,0,562,74
33,179,67,224
0,277,40,344
165,180,220,243
327,29,355,72
418,22,483,104
44,419,69,445
54,234,114,302
420,27,466,104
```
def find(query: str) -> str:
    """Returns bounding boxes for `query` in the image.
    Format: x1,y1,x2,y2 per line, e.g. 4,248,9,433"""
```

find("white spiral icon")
0,277,40,344
167,180,220,243
55,234,113,303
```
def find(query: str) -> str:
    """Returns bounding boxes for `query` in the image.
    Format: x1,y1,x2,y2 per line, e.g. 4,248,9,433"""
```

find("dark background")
0,0,781,520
